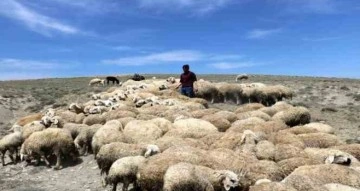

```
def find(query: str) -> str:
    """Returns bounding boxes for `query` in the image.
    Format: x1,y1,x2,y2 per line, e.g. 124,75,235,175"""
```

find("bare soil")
0,74,359,191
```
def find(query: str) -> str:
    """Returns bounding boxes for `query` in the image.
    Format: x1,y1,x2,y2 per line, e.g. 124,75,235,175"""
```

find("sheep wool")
0,132,22,166
165,118,218,139
123,120,163,144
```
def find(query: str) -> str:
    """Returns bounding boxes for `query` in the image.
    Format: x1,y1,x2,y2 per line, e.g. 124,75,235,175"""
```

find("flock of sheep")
1,76,360,191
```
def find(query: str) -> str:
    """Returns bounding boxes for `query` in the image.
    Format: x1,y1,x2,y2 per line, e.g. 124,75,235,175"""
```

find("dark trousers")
181,87,195,98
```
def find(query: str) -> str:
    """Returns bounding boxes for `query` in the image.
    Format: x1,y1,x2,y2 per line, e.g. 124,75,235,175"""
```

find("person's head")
182,64,190,72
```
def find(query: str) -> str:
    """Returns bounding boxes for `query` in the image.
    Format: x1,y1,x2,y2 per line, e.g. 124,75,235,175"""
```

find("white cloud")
0,58,76,70
102,50,204,66
0,0,80,36
246,28,282,39
137,0,233,15
302,36,343,42
113,46,134,51
209,54,244,61
209,62,256,69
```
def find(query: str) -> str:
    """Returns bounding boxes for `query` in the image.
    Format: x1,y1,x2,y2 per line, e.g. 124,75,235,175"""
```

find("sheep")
89,78,105,86
274,144,306,162
21,121,46,139
96,142,160,179
210,132,245,150
216,83,243,104
83,114,106,126
282,164,360,191
104,156,147,191
332,144,360,160
0,132,22,166
123,120,163,144
190,108,220,119
154,136,209,151
236,74,249,81
136,146,223,191
164,118,218,139
249,182,297,191
68,103,84,114
272,106,311,127
166,77,176,84
91,120,127,157
303,122,334,134
214,111,238,123
227,117,270,134
303,148,358,166
235,103,264,114
195,81,220,103
20,128,78,170
74,124,102,155
243,160,283,188
9,113,42,132
163,162,240,191
268,131,305,148
104,109,137,122
277,157,318,178
236,110,271,121
255,140,275,160
297,133,344,148
202,114,231,132
149,118,173,134
62,123,89,140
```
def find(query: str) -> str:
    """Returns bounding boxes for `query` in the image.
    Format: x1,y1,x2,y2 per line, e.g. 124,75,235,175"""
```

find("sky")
0,0,359,80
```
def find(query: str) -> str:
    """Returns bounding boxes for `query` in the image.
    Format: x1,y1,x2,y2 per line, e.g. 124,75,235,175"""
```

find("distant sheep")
236,74,249,81
89,78,105,86
166,77,176,84
272,106,311,127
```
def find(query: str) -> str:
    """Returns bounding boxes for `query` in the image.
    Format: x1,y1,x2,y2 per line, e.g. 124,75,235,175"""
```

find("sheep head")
144,144,160,158
240,130,259,145
325,155,351,165
217,170,239,191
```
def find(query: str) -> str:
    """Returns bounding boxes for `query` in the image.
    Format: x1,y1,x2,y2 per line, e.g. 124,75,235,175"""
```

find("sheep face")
144,145,160,158
325,155,351,165
220,171,240,191
41,116,52,127
135,99,147,108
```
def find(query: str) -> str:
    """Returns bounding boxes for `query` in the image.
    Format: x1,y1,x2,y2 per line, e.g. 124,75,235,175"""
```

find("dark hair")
182,64,190,69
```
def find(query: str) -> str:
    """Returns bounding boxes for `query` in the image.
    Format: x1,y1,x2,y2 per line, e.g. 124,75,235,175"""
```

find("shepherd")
176,64,197,98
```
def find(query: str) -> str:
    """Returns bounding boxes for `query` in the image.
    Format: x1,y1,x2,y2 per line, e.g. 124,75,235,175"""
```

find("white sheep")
104,156,147,191
163,162,240,191
0,132,23,166
89,78,105,86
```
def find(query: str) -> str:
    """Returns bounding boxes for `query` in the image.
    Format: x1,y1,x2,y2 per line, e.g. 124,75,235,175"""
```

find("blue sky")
0,0,359,80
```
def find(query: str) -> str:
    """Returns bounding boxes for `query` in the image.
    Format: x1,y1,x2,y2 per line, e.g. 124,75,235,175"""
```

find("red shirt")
180,71,197,87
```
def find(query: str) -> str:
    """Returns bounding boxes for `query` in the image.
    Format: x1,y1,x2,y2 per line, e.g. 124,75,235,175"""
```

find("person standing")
176,64,197,98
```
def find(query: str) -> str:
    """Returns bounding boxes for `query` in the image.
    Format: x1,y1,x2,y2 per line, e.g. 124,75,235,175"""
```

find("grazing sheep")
277,157,318,178
0,132,22,166
190,108,220,119
268,131,305,148
154,136,209,151
89,78,105,86
62,123,88,139
96,142,160,178
255,140,275,160
123,120,163,144
303,148,358,165
104,156,146,191
104,109,137,122
236,74,249,81
236,110,271,121
214,111,238,123
272,106,311,127
74,124,102,155
282,164,360,191
216,83,243,104
195,81,220,103
243,160,283,188
274,144,305,162
91,120,126,157
163,162,239,191
164,118,218,139
20,128,78,170
227,117,268,133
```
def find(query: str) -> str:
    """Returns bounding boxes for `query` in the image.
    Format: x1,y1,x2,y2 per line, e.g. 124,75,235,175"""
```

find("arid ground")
0,74,359,191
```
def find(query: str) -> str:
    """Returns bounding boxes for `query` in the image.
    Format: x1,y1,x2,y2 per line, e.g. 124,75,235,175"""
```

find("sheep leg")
122,181,129,191
39,151,51,167
54,152,62,170
84,145,88,156
8,150,15,164
112,183,117,191
1,151,5,166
